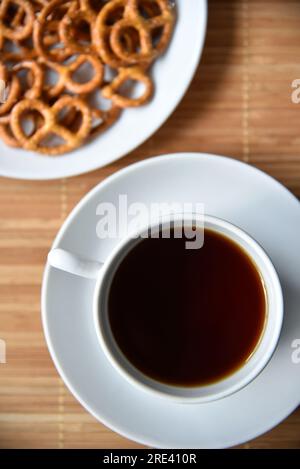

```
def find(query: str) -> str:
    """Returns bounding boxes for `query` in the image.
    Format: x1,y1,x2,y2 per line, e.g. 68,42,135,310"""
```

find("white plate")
42,153,300,448
0,1,207,181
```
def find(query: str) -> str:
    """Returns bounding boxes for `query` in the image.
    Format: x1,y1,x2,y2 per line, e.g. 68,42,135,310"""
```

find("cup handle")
47,249,103,279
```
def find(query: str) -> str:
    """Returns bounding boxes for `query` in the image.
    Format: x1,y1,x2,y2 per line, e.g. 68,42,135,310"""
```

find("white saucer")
42,153,300,448
0,1,207,180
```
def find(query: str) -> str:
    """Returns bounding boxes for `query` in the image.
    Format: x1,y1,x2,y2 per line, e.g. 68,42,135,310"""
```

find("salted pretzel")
0,63,20,115
111,0,174,63
0,114,20,147
0,0,48,62
93,0,155,67
110,18,153,65
60,84,122,137
60,103,121,139
0,109,45,147
146,0,176,56
13,61,44,99
93,0,174,67
10,96,92,155
0,0,176,156
93,0,132,68
59,1,95,55
40,54,104,97
0,0,34,49
102,66,153,108
33,0,77,62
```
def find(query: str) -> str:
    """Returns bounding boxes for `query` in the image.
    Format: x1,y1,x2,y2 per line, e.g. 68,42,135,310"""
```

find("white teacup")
48,214,283,403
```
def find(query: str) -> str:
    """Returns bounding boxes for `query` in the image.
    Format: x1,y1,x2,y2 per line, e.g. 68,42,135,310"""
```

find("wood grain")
0,0,300,449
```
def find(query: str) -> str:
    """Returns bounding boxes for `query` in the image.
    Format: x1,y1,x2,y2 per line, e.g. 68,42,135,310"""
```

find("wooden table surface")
0,0,300,449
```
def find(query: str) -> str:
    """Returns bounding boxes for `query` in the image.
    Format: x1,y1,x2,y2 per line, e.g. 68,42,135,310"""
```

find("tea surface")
108,228,266,386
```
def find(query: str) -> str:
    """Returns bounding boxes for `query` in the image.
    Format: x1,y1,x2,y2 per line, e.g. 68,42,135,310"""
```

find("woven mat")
0,0,300,448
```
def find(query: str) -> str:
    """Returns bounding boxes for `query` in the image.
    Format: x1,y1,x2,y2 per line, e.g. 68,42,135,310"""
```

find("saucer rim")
41,152,300,448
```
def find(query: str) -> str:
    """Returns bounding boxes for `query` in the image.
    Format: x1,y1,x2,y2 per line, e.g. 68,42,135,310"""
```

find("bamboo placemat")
0,0,300,449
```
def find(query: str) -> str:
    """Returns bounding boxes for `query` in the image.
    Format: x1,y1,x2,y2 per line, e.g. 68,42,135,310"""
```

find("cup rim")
93,213,284,404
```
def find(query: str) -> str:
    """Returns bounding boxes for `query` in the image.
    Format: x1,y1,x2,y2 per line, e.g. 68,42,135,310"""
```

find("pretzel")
59,1,95,55
59,104,120,138
0,0,175,156
10,96,92,154
33,0,76,62
0,0,35,47
61,85,122,137
0,114,20,147
93,0,174,67
110,18,153,65
0,0,45,62
93,0,131,68
102,66,153,107
145,0,176,56
0,63,20,115
0,109,45,147
41,54,104,97
13,61,44,99
111,0,174,63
